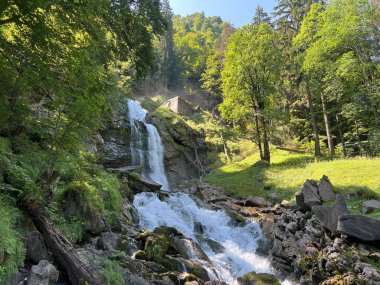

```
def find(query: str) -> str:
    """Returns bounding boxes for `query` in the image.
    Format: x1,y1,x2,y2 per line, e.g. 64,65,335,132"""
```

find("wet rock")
301,180,320,209
237,271,280,285
129,174,162,193
318,175,335,202
97,232,119,251
184,282,199,285
194,222,205,234
244,196,272,208
312,194,348,233
181,259,210,281
27,260,59,285
362,200,380,215
197,236,225,254
337,214,380,241
25,232,52,264
204,281,229,285
178,272,198,284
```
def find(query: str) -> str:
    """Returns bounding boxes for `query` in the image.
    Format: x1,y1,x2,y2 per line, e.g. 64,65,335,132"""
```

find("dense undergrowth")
0,135,123,283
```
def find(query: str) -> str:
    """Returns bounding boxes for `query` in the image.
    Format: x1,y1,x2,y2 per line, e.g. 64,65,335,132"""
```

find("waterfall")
133,192,292,285
127,100,170,191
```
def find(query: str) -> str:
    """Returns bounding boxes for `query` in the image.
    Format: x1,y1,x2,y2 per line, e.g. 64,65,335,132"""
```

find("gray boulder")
318,175,335,202
337,215,380,241
312,194,349,233
25,232,52,264
244,196,272,208
295,194,309,212
362,200,380,215
301,180,320,209
97,232,119,251
27,260,59,285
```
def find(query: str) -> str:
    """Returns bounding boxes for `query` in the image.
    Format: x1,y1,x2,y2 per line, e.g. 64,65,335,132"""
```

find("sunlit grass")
206,149,380,203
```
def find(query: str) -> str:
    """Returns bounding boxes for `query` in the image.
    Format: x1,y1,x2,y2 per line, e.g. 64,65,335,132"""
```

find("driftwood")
24,201,101,285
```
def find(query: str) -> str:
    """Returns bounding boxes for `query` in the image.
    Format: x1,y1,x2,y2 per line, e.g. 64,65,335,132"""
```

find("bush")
101,260,124,285
0,202,25,284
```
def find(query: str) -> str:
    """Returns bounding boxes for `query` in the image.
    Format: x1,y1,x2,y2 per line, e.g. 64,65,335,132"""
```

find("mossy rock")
144,234,170,264
154,226,184,238
237,272,280,285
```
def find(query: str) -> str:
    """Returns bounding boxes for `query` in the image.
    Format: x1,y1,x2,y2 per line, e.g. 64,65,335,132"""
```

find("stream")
128,100,291,284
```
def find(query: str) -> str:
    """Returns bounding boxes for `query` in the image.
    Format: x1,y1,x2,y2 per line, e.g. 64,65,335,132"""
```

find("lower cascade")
133,192,291,285
127,99,170,190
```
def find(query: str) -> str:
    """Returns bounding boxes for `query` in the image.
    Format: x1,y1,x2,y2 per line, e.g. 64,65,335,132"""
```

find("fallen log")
23,201,101,285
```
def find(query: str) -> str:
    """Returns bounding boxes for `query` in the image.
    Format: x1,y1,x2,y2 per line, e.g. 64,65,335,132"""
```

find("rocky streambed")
10,175,380,285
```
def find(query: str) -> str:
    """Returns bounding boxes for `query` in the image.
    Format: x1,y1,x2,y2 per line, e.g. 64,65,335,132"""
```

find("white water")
127,100,170,191
134,192,291,285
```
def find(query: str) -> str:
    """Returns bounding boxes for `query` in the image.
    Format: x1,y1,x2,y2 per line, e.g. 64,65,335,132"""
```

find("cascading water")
128,99,291,284
127,100,170,190
133,192,292,285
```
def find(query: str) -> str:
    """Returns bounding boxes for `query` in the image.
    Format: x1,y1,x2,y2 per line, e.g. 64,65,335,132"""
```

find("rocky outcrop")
296,176,336,211
196,182,227,202
337,214,380,241
128,174,162,193
27,260,59,285
362,199,380,214
312,194,349,233
25,232,52,264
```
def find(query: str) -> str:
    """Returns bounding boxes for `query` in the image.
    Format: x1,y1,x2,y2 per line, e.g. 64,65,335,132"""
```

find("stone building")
162,96,194,116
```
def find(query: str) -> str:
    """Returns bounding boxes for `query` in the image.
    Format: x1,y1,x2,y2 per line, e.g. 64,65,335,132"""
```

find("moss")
101,260,124,285
129,171,141,181
145,234,169,264
237,272,280,285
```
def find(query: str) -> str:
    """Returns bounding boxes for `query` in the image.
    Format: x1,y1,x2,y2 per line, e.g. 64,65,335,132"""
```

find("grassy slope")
206,149,380,217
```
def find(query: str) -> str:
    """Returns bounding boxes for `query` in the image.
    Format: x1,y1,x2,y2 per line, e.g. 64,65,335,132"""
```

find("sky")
169,0,278,27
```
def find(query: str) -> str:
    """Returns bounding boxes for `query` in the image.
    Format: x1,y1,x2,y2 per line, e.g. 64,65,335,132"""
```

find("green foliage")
0,202,25,284
101,260,124,285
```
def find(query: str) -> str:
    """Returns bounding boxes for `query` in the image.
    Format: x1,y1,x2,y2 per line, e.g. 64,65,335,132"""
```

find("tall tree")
252,5,271,26
220,23,283,163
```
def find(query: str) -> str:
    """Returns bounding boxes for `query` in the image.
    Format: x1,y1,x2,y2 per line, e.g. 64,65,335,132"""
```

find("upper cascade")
127,99,170,191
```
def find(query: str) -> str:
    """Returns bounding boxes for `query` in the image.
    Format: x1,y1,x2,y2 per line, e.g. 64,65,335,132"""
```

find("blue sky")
169,0,277,27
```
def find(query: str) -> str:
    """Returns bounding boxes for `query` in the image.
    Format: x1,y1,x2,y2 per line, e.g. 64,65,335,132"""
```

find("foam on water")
133,192,291,284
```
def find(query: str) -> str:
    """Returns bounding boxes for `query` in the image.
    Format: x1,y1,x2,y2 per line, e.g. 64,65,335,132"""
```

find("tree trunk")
355,120,363,157
261,117,270,164
254,112,263,160
306,85,321,157
335,113,347,157
23,202,101,285
320,92,334,158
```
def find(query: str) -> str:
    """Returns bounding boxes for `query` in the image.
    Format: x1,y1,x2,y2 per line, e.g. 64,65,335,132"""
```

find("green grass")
206,149,380,203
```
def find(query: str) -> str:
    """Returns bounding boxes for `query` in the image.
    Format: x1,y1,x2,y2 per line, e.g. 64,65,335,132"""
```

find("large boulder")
318,175,335,202
25,232,52,264
301,180,320,209
312,194,349,233
129,174,162,193
27,260,59,285
97,232,119,251
337,215,380,241
197,183,226,202
362,200,380,215
237,272,280,285
244,196,272,208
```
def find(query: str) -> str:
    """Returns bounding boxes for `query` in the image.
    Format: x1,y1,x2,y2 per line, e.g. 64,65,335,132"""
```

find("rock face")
312,194,349,233
27,260,59,285
362,200,380,214
128,174,162,193
318,175,335,202
296,176,337,211
196,183,226,202
25,232,52,264
301,180,320,209
337,214,380,241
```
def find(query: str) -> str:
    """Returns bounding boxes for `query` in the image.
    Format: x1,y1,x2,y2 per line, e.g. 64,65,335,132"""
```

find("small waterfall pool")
133,192,292,285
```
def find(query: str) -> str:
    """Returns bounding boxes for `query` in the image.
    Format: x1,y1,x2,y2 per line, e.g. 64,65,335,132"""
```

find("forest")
0,0,379,285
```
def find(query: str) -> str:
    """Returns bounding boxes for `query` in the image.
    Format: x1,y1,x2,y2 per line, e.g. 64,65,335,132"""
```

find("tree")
252,5,271,26
220,23,283,163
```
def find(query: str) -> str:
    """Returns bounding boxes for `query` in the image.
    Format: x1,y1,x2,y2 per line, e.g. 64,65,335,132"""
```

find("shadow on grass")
335,185,379,199
271,155,316,169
